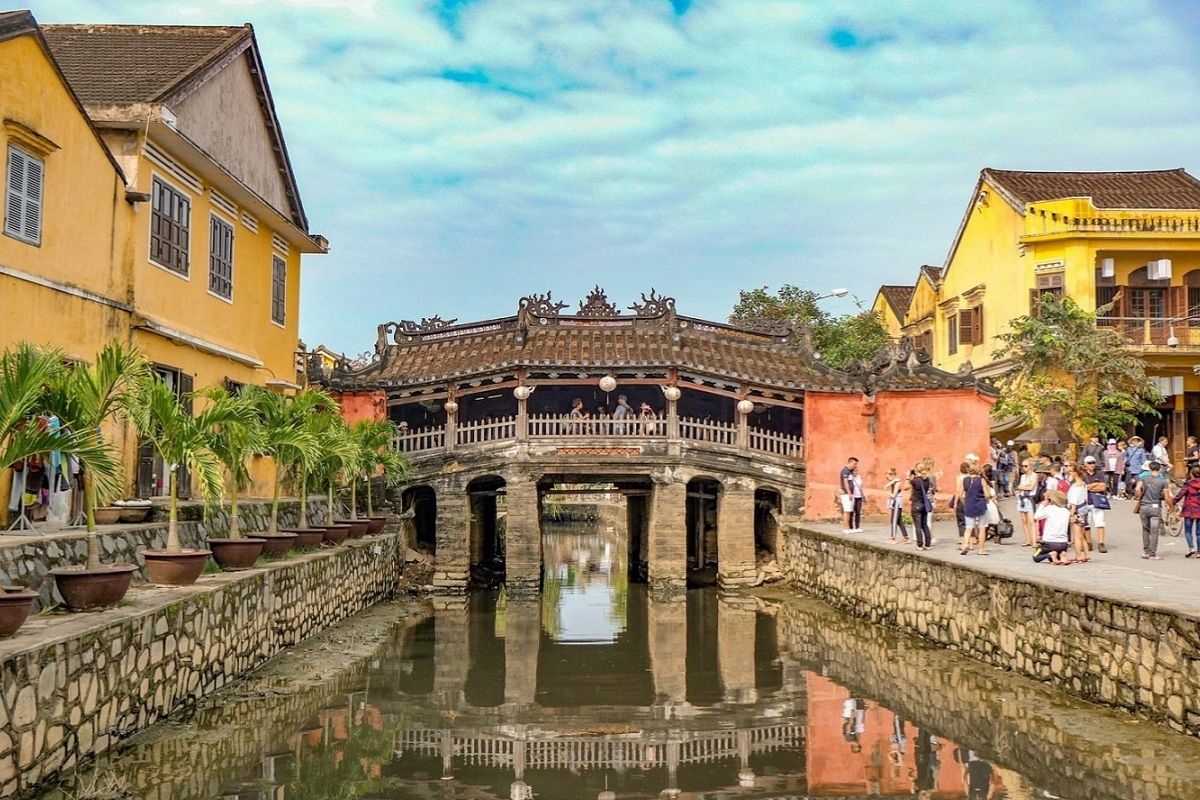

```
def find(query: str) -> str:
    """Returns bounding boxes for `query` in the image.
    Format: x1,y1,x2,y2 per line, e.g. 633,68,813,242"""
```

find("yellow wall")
870,293,904,338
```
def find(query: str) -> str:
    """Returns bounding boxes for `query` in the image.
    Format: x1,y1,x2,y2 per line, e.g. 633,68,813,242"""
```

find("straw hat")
1046,490,1067,506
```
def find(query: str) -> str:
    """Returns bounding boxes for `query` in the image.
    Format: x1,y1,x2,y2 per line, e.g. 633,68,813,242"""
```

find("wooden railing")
392,416,801,460
678,416,736,447
457,415,517,445
1096,316,1200,347
529,414,667,438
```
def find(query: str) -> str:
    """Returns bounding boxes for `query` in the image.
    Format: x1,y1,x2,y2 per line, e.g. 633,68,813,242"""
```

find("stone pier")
504,598,541,706
717,477,757,588
648,477,688,592
504,475,542,595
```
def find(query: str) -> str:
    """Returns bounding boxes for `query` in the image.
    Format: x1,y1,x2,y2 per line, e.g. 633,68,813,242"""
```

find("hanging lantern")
662,385,681,402
514,385,533,401
599,375,618,393
443,400,459,414
737,398,755,415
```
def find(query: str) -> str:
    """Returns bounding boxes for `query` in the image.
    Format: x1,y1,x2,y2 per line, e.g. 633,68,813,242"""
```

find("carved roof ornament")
517,291,569,326
399,316,457,334
730,316,796,340
577,285,620,317
628,289,676,318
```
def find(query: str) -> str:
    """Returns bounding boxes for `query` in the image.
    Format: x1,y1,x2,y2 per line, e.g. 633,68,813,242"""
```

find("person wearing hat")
1033,489,1072,565
1134,460,1174,560
1101,438,1124,498
1125,436,1148,498
1081,434,1105,464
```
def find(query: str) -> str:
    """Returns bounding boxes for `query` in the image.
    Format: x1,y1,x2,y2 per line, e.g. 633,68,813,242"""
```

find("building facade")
878,168,1200,460
1,12,325,514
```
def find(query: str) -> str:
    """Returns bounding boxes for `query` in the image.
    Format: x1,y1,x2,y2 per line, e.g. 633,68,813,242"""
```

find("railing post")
517,398,528,441
666,396,679,439
737,412,749,450
445,415,457,453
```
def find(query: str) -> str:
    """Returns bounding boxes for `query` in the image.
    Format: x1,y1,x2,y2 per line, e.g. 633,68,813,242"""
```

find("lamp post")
815,288,849,300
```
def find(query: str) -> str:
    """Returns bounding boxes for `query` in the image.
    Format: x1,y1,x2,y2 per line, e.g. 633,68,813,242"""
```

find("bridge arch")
754,486,783,559
401,485,438,554
466,475,507,586
686,476,723,586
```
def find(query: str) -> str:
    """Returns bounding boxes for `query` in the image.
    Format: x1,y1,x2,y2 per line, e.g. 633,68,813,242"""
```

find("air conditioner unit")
1099,257,1115,278
1148,258,1173,281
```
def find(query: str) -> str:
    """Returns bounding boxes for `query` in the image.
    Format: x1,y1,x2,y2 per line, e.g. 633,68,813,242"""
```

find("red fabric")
1179,478,1200,518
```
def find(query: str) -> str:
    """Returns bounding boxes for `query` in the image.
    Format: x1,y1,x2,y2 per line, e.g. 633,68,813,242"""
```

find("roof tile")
983,168,1200,210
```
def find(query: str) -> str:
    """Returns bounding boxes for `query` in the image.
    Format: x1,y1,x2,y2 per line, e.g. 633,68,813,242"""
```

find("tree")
311,414,358,527
991,293,1162,438
248,387,326,534
730,285,891,369
349,419,407,517
197,386,264,539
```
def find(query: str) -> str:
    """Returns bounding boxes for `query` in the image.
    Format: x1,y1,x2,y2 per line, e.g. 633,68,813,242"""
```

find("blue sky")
25,0,1200,356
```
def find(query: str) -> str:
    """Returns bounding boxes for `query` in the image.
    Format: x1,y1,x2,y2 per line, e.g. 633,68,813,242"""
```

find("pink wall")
334,390,387,425
803,389,995,520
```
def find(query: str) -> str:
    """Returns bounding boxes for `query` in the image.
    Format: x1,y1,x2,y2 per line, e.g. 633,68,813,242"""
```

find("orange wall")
336,390,387,424
803,389,995,520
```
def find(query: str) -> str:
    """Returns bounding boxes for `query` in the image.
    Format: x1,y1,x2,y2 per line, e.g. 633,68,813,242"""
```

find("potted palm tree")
1,344,123,628
45,341,149,610
132,376,231,586
249,387,327,551
350,419,406,534
314,415,358,544
198,386,267,570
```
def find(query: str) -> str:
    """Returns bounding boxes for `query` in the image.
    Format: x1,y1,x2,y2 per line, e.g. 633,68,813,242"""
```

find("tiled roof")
919,265,942,285
40,23,250,105
982,168,1200,210
359,319,847,392
0,10,35,40
877,285,915,318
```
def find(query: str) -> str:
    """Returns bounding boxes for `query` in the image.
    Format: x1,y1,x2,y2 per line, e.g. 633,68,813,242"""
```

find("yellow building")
1,12,326,512
870,285,913,339
883,168,1200,462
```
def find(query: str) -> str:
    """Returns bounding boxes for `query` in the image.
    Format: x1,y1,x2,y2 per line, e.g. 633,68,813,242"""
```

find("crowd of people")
567,394,660,433
839,431,1200,563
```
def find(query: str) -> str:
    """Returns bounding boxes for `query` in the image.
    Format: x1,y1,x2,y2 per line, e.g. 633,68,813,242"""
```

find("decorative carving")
577,286,620,317
731,317,796,339
398,316,458,334
376,317,458,348
628,289,676,318
517,291,569,326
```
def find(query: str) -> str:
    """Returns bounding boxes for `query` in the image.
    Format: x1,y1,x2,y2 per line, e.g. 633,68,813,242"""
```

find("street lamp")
816,288,849,300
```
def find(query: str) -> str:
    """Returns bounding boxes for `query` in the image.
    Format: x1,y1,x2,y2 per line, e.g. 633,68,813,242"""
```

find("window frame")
270,254,287,327
148,173,192,278
947,312,959,355
207,212,235,302
4,143,44,246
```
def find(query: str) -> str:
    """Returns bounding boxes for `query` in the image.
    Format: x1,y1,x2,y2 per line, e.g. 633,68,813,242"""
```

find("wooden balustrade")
392,415,801,459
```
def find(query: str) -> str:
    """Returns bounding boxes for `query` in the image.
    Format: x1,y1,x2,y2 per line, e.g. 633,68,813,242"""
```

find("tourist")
885,468,908,544
1175,466,1200,558
997,442,1016,497
958,463,990,556
569,398,585,434
1134,461,1173,560
1015,459,1038,547
951,461,971,549
638,401,658,434
850,463,865,532
1187,436,1200,471
1102,438,1124,497
919,457,940,541
1125,436,1147,497
841,697,866,753
840,457,860,533
612,394,633,433
1066,465,1091,563
1152,436,1171,471
1033,489,1072,565
1081,434,1105,463
1082,456,1110,553
909,465,933,550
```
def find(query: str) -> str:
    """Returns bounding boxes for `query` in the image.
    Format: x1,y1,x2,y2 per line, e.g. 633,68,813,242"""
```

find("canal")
37,518,1200,800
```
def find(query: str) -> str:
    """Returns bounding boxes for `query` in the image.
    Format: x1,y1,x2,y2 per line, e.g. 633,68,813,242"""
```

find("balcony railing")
391,413,803,460
1024,213,1200,239
1097,316,1200,347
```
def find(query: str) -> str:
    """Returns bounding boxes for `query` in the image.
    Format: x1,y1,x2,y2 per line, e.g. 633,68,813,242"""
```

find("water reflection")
45,520,1200,800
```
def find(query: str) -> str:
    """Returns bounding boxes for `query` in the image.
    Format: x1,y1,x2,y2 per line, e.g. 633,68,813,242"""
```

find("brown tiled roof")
40,23,250,105
919,265,942,285
982,168,1200,210
877,285,914,318
358,319,846,392
0,10,35,40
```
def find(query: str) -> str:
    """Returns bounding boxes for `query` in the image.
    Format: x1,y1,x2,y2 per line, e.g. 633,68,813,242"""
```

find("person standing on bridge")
909,465,933,550
840,457,860,533
613,394,633,434
885,468,908,544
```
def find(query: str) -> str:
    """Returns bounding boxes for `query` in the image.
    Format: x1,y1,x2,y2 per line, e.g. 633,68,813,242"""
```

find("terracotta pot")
366,516,387,535
334,519,369,539
0,586,38,636
50,564,137,611
141,549,211,586
282,527,326,549
323,524,351,545
208,538,266,571
93,506,123,525
256,532,299,557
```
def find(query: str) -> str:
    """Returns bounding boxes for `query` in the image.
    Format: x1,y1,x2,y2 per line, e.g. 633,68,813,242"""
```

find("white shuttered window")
4,145,43,245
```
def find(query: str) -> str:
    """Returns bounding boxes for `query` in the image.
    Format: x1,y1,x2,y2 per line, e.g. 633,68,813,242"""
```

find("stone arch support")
718,476,758,588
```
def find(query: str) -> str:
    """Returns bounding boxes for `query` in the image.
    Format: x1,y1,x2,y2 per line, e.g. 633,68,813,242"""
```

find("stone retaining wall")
0,497,329,610
0,533,401,798
781,526,1200,738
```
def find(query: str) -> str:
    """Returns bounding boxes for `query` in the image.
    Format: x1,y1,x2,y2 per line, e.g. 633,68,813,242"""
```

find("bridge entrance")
686,478,721,587
401,485,438,555
467,476,506,587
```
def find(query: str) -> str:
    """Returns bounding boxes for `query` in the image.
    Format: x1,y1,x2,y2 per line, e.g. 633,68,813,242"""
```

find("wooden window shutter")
958,308,974,344
176,372,194,500
971,304,983,344
1168,286,1187,320
5,146,43,244
947,314,958,355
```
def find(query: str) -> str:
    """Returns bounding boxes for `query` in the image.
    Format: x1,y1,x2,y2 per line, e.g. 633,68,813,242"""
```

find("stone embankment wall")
781,526,1200,738
0,497,328,610
0,533,401,799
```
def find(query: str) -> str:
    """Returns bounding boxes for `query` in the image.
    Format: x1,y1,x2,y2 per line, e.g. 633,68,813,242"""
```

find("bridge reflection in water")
67,521,1200,800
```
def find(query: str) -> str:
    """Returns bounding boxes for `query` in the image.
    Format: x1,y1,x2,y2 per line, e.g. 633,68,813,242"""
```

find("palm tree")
43,341,149,569
196,386,263,539
248,387,327,534
349,419,407,517
1,344,122,529
129,376,230,552
313,415,358,527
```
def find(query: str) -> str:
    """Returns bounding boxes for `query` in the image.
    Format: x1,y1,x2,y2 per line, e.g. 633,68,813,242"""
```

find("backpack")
1056,477,1070,494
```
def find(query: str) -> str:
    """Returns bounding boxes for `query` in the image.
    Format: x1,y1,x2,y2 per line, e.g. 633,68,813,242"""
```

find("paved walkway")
802,494,1200,620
